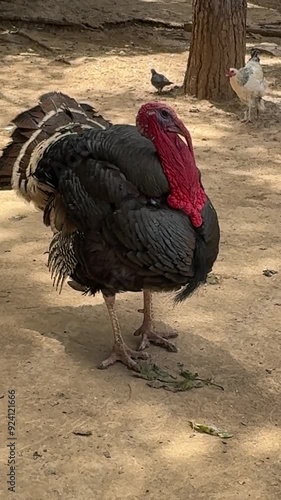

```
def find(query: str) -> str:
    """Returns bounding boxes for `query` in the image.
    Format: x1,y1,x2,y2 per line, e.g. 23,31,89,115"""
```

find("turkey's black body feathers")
34,116,220,302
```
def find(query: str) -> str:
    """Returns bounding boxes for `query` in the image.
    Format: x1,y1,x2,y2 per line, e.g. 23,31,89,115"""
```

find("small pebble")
9,215,27,221
46,467,56,475
263,269,278,277
73,430,92,436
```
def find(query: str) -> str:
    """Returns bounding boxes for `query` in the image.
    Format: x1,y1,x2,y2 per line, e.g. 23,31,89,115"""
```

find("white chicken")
227,49,268,123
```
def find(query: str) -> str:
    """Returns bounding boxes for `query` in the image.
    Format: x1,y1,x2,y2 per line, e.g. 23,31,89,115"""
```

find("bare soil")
0,1,281,499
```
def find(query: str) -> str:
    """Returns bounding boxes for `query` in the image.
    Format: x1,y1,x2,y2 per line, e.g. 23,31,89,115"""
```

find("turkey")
150,69,173,93
0,92,220,371
226,49,268,123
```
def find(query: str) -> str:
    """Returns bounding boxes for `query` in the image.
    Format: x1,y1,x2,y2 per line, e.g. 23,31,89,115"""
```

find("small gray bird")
151,68,173,93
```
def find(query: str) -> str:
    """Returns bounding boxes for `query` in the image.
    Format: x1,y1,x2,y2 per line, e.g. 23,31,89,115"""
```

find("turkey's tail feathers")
174,231,208,304
0,92,111,209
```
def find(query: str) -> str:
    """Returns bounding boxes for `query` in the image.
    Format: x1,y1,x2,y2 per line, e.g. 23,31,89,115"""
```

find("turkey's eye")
160,109,170,119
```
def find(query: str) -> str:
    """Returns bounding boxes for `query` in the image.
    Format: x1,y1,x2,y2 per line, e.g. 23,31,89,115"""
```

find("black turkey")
0,92,220,370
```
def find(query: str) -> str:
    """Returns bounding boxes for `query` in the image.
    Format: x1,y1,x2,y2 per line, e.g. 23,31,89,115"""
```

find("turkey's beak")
168,122,193,150
167,124,185,137
168,125,188,145
176,130,188,146
226,71,231,78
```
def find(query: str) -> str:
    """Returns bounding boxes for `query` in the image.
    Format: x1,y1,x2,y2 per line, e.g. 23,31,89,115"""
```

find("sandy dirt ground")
0,1,281,499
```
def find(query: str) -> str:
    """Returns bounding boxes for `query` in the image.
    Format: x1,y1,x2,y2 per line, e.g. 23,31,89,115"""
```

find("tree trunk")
184,0,247,101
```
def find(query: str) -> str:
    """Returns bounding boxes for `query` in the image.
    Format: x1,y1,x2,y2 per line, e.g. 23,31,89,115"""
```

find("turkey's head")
137,102,188,140
136,102,207,228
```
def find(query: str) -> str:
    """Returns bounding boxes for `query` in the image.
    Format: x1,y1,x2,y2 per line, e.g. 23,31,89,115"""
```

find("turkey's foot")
98,343,149,371
134,325,178,352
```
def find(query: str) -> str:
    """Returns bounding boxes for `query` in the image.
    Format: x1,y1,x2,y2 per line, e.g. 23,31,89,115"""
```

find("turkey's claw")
98,343,149,371
134,326,178,352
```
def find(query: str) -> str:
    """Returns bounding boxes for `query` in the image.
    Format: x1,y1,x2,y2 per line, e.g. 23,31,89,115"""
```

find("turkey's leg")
98,295,149,371
134,290,178,352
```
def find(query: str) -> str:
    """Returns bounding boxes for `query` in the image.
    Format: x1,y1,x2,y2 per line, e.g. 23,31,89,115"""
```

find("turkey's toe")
98,344,149,371
134,327,178,352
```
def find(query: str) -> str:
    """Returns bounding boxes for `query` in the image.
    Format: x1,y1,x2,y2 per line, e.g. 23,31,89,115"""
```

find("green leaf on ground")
190,421,233,439
134,362,224,392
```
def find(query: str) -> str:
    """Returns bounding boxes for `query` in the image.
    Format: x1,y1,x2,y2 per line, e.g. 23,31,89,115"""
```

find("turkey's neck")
154,132,207,228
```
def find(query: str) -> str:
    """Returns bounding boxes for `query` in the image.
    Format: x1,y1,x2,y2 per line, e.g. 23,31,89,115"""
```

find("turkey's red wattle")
154,131,207,228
